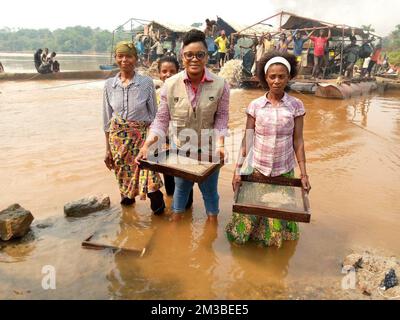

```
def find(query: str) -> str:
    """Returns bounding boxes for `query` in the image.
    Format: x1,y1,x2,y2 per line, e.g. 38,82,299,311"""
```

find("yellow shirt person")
214,35,229,53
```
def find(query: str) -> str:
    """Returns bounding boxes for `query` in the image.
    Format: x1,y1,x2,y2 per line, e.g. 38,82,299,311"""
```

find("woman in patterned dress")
103,41,165,214
226,51,311,248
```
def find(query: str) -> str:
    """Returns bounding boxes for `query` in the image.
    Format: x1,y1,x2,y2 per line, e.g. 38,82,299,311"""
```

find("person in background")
292,29,314,68
151,38,165,60
136,29,230,222
343,36,360,78
361,56,371,78
276,32,293,53
204,18,217,37
226,51,311,247
156,55,194,209
103,41,165,213
41,48,49,64
263,33,275,53
0,61,4,73
240,33,259,75
367,43,382,77
214,30,230,68
34,49,43,71
310,27,331,79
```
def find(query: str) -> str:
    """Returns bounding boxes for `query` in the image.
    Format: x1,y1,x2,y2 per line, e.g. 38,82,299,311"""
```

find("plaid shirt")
103,72,157,132
246,92,306,177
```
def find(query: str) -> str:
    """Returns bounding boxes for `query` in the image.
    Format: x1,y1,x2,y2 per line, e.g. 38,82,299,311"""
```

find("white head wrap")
264,56,291,74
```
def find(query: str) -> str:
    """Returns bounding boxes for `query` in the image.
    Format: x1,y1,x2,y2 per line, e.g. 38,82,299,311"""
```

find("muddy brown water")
0,79,399,299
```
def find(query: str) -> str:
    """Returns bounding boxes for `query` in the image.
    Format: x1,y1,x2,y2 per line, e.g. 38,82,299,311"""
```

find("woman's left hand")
301,175,311,193
216,146,227,164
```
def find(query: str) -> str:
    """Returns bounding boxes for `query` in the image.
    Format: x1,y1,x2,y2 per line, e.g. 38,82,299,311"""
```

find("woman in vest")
103,41,165,214
226,51,311,248
136,29,230,222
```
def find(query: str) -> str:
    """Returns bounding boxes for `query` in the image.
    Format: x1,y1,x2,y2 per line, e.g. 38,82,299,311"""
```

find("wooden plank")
139,149,223,183
241,173,303,187
232,175,311,223
233,203,311,223
81,226,154,255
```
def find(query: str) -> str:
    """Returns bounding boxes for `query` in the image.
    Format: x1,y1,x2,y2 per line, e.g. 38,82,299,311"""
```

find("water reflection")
107,206,219,299
225,240,298,299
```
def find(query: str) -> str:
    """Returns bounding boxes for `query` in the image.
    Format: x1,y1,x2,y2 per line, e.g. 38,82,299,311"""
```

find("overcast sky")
2,0,399,36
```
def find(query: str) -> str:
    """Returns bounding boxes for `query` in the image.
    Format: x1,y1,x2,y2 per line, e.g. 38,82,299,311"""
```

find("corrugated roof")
148,21,200,33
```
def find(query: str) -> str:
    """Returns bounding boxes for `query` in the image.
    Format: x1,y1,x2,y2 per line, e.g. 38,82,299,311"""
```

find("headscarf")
115,41,138,58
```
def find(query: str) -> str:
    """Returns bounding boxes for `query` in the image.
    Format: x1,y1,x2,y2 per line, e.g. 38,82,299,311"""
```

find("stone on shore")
342,251,400,299
0,204,34,241
343,253,363,269
64,195,110,217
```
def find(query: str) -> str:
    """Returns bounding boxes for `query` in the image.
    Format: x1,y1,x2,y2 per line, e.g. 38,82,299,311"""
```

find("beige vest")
166,70,225,151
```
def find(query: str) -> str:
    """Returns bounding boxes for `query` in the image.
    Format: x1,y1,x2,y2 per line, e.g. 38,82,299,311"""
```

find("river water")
0,52,110,73
0,77,399,299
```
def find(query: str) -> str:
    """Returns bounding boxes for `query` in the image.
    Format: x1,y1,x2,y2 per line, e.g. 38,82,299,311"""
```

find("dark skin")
104,52,137,171
232,63,311,193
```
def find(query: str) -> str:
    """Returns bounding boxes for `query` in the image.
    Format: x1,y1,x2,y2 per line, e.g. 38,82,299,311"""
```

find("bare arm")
232,114,255,191
305,30,314,40
293,116,311,191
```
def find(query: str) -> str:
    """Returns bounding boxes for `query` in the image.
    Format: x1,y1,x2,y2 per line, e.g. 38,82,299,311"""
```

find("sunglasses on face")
183,51,207,60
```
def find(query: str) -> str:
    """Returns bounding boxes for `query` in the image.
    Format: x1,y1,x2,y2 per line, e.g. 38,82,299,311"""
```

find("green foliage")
0,26,124,53
383,25,400,66
387,51,400,66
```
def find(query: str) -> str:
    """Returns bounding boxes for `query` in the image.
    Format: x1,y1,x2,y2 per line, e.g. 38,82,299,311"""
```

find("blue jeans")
172,169,220,215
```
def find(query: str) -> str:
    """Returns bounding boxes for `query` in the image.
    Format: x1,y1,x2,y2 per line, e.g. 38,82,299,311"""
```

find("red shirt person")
310,28,331,79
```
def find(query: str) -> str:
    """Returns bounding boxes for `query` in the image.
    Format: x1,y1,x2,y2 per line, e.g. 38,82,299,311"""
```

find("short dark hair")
182,29,207,50
158,55,180,72
257,51,298,91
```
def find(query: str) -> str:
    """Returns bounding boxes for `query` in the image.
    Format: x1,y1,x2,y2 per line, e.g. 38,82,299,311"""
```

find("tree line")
0,26,129,53
1,24,400,64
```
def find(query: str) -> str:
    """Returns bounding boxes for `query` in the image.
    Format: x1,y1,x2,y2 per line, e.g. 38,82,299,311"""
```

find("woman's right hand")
232,174,242,192
135,146,148,165
104,150,114,170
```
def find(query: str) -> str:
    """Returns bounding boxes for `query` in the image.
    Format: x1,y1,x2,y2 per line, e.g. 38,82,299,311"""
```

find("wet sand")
0,79,399,299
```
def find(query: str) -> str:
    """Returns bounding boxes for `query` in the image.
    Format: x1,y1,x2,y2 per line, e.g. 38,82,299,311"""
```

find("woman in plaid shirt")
226,51,311,248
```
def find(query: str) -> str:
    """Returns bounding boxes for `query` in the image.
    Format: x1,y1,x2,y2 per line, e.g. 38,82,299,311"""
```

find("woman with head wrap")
103,41,165,214
226,51,311,248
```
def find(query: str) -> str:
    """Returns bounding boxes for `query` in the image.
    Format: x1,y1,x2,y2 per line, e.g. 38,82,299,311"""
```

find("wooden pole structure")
339,25,345,76
236,11,283,35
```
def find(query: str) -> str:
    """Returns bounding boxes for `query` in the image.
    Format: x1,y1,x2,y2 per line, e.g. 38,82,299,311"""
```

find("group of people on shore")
102,29,311,248
34,48,60,74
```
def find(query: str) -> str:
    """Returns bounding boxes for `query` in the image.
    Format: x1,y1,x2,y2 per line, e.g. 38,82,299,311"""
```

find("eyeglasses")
183,51,207,60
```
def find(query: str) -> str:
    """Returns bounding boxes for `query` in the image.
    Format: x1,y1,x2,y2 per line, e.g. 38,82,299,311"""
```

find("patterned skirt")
109,116,163,200
225,170,299,248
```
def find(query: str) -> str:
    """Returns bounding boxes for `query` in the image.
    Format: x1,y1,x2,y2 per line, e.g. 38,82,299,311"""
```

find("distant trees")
385,25,400,65
0,26,131,53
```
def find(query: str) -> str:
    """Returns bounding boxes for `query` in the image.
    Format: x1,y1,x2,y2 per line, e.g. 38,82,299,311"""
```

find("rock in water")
0,204,34,241
380,269,398,290
64,195,110,217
